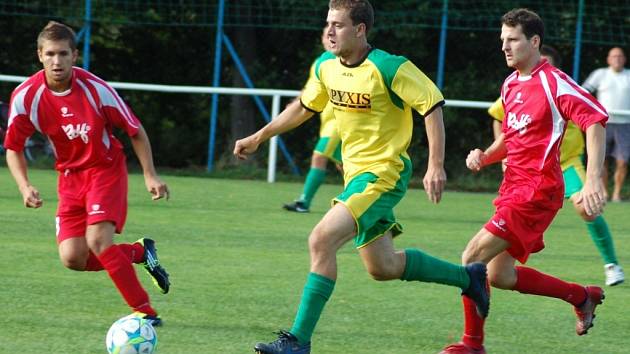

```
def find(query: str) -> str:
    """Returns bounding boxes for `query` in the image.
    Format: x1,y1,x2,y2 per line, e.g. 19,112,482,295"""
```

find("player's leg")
441,228,509,354
564,162,624,285
86,221,158,319
254,203,356,354
612,159,627,202
610,124,630,202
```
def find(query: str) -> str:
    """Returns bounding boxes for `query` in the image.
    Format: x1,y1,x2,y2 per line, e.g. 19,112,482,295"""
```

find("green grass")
0,167,628,353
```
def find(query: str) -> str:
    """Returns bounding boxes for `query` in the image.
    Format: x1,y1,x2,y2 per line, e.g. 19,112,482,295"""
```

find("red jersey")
498,59,608,209
4,67,140,171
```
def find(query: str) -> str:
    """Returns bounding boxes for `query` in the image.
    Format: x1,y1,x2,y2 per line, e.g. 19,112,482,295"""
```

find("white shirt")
583,67,630,123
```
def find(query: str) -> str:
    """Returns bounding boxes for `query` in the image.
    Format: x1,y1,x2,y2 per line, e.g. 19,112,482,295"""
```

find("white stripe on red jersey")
500,59,607,207
4,67,141,171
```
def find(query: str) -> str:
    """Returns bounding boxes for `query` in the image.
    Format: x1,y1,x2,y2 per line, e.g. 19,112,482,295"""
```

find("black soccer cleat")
137,238,170,294
254,330,311,354
462,262,490,318
282,201,310,213
137,312,163,327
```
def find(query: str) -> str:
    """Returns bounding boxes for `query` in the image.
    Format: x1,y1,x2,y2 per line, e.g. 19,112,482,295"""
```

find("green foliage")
0,167,628,353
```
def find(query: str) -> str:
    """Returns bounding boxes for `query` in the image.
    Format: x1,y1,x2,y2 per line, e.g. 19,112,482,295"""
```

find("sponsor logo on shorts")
491,218,507,232
88,203,105,215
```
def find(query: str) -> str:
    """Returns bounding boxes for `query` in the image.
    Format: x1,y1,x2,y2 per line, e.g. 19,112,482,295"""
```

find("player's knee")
488,270,515,289
60,255,86,271
308,228,333,258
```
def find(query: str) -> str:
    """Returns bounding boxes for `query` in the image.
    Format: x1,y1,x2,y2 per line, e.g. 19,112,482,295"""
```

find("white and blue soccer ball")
106,313,158,354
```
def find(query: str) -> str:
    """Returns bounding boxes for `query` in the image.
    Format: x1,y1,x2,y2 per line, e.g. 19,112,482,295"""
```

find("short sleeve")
300,53,334,113
390,61,444,117
582,68,603,93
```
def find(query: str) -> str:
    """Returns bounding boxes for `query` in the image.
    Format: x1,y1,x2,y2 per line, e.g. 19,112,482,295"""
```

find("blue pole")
83,0,91,70
572,0,585,81
222,34,301,176
436,0,448,89
207,0,225,171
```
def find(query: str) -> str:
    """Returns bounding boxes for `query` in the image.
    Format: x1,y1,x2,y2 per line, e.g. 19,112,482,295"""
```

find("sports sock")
400,248,470,289
513,266,586,306
586,216,618,265
299,168,326,208
85,243,145,271
462,294,486,349
290,272,335,344
97,245,157,316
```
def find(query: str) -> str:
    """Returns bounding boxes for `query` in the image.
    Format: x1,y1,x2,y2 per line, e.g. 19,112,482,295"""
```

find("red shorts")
484,187,562,263
56,153,128,243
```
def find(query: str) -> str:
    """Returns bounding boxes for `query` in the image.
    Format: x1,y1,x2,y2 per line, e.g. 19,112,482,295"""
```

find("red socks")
513,266,587,306
97,245,156,316
461,293,486,350
84,243,145,271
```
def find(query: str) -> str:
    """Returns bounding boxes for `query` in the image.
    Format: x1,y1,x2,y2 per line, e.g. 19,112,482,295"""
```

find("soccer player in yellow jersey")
488,45,624,287
235,1,488,353
284,30,342,213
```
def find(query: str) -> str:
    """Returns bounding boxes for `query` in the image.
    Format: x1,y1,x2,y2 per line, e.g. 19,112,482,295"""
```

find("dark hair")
37,21,77,50
329,0,374,34
501,8,544,47
540,45,561,67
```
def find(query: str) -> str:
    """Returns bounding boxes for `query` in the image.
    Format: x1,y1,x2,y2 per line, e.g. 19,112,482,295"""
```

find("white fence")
2,74,629,182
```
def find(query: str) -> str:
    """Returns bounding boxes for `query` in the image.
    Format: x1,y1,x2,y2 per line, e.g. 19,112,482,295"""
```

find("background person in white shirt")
583,47,630,202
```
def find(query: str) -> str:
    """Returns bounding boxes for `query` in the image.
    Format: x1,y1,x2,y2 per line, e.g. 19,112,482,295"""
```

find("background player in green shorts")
235,1,489,353
284,30,342,213
487,45,624,286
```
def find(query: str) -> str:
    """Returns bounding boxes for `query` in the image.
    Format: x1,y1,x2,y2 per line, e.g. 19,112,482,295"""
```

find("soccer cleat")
440,342,486,354
282,201,309,213
604,263,625,286
462,262,490,318
137,238,170,294
254,330,311,354
574,286,604,335
133,312,163,327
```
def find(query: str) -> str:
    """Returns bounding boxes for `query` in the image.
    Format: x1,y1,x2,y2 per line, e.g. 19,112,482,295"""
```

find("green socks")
401,248,470,290
299,168,327,208
586,216,618,265
290,272,335,344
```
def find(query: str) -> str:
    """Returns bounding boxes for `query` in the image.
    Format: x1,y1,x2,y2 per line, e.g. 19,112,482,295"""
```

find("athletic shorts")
485,182,562,263
314,136,342,164
56,153,128,243
605,123,630,161
563,155,586,199
332,157,411,248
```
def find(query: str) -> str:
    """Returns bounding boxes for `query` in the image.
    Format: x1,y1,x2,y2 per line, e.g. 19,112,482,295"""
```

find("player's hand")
145,175,170,201
423,165,446,204
20,185,43,208
233,135,260,160
577,177,606,216
466,149,486,172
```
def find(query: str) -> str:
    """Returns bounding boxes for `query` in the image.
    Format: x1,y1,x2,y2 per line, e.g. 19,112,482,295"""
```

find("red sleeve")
554,71,608,131
3,91,35,152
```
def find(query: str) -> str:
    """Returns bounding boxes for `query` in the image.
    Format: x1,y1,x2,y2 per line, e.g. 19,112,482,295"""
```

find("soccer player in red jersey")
4,21,171,326
441,9,607,354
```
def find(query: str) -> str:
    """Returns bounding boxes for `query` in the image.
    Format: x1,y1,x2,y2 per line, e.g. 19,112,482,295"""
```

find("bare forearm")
254,99,314,144
130,126,158,176
481,134,507,167
585,123,606,179
425,107,445,169
6,149,30,189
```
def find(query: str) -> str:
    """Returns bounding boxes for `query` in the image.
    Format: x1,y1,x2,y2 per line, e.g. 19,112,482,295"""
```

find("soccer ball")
106,313,158,354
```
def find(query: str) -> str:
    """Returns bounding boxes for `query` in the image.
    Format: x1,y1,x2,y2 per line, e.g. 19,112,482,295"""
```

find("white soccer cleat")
604,263,625,286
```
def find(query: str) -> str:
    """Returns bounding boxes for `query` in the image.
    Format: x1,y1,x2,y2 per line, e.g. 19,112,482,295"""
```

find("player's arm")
130,125,169,201
5,149,43,208
466,133,507,172
234,98,314,160
576,123,606,216
423,106,447,204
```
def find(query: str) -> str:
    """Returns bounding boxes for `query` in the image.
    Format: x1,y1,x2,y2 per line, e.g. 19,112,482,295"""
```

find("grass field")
0,167,628,354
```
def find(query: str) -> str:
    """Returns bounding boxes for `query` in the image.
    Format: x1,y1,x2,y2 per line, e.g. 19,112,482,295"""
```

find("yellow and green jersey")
301,48,444,183
488,97,584,169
